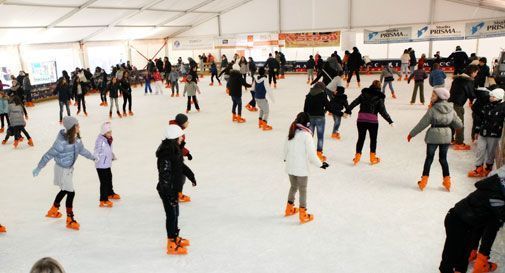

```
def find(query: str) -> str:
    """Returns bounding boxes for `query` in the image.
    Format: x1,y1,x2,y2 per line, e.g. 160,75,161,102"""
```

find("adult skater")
54,77,71,124
156,124,197,255
408,48,417,76
346,47,363,88
407,88,463,191
265,53,279,88
108,77,122,118
283,112,329,224
120,71,133,117
209,61,221,86
73,78,87,116
438,171,505,273
33,116,96,230
400,49,410,81
227,69,251,123
475,57,491,88
311,61,337,86
306,55,315,84
448,46,469,75
346,80,394,165
94,122,120,208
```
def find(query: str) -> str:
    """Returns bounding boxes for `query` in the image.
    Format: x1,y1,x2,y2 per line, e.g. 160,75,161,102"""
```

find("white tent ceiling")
0,0,504,45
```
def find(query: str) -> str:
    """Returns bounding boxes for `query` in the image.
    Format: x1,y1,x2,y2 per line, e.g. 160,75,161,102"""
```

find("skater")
346,47,363,88
120,71,133,117
54,78,71,124
475,57,491,88
156,124,197,255
400,49,410,80
153,69,163,95
0,91,9,133
8,95,33,148
407,88,463,191
265,53,279,88
346,80,394,165
183,75,201,113
408,64,428,105
254,67,274,131
239,56,248,80
379,64,401,98
95,67,108,106
227,69,251,123
30,257,66,273
311,61,338,86
33,116,96,230
94,122,120,208
306,55,315,84
169,68,180,97
448,45,469,75
108,77,122,118
409,48,417,76
438,172,505,273
283,112,329,224
303,82,334,161
144,71,153,94
248,57,257,81
73,78,87,116
23,72,34,107
169,114,194,202
467,88,505,178
328,86,349,140
209,61,221,86
429,63,447,88
163,56,172,86
449,65,478,150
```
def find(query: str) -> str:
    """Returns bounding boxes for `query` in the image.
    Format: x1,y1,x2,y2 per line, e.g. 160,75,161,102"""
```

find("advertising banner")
172,37,214,50
214,36,250,48
364,27,412,44
30,61,57,85
279,32,340,48
466,19,505,39
413,23,465,41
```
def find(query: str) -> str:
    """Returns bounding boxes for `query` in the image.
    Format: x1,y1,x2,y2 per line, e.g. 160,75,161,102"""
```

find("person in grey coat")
408,88,463,191
32,116,96,231
7,95,32,147
22,73,34,106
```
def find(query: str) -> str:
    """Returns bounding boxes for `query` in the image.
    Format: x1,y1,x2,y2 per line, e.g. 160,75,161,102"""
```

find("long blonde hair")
30,257,66,273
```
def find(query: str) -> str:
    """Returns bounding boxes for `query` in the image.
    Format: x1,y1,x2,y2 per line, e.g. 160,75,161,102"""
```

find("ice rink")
0,74,503,273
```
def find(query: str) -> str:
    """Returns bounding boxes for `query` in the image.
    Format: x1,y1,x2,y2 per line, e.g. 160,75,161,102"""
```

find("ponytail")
287,112,310,140
288,122,297,140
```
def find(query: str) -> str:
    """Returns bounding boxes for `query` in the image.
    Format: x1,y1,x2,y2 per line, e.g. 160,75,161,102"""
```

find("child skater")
407,88,463,191
169,114,194,202
94,122,120,208
468,88,505,178
0,91,9,133
346,80,394,165
438,171,505,273
121,71,133,117
156,124,197,255
54,77,71,124
408,64,428,105
108,77,122,118
379,64,401,98
144,71,153,95
209,61,221,86
183,75,201,114
168,68,180,97
153,69,163,95
9,95,33,148
329,86,349,140
73,78,87,116
33,116,96,230
254,67,274,131
283,112,329,224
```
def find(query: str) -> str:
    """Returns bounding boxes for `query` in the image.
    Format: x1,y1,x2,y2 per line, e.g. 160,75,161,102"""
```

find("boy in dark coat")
328,86,349,140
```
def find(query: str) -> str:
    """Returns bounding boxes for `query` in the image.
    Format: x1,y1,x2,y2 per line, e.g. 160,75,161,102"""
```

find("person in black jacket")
108,77,122,118
163,57,172,87
306,55,315,84
438,173,504,273
471,87,491,142
156,124,197,255
449,65,478,150
408,48,417,76
475,57,491,88
54,77,71,124
227,69,251,123
265,53,279,87
346,47,363,87
468,88,505,178
329,86,349,140
346,80,394,165
448,46,469,75
121,71,133,117
311,61,337,86
156,58,164,75
73,77,87,116
303,82,334,161
248,57,257,82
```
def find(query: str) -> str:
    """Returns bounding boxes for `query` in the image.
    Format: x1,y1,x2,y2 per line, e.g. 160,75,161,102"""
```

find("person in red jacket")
169,113,193,202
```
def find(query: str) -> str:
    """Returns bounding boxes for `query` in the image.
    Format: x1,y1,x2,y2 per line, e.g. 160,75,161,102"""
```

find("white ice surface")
0,74,503,273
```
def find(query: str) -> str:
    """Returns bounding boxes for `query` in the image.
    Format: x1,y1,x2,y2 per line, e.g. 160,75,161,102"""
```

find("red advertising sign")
279,31,341,48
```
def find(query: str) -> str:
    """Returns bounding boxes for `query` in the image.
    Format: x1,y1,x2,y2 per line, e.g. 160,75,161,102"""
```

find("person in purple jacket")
94,122,120,208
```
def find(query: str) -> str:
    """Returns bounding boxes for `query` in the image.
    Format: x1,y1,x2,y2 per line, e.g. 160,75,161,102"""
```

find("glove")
407,134,412,142
191,180,197,187
321,162,329,169
187,153,193,161
32,168,40,177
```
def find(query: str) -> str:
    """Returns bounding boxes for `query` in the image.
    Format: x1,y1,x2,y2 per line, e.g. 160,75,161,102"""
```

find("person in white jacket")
400,49,411,80
283,112,329,224
94,122,119,208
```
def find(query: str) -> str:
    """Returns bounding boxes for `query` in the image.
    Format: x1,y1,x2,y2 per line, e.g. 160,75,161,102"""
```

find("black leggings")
13,126,30,140
76,94,86,113
97,168,115,201
422,144,450,177
356,122,378,154
268,70,277,84
187,96,200,111
158,191,179,239
53,190,75,210
211,72,221,84
248,91,256,107
100,88,107,103
0,113,9,128
439,210,473,273
347,68,361,83
122,93,132,112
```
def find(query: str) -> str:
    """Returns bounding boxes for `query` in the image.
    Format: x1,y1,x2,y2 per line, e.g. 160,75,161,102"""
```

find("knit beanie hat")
489,88,504,101
101,122,111,135
433,88,450,100
175,114,188,127
63,116,78,131
164,125,183,140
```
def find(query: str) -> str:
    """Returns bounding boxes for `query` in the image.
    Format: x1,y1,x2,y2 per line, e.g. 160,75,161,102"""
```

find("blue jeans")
382,81,394,94
332,115,341,134
144,80,152,93
231,96,242,115
309,116,325,152
410,65,416,76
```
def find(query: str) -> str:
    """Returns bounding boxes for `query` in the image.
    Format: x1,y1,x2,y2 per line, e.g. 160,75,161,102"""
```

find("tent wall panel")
434,0,505,22
58,8,132,26
0,5,73,27
220,0,278,35
175,17,219,37
121,10,180,26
